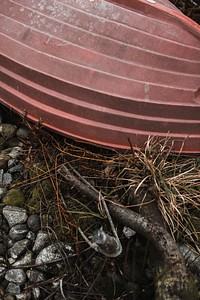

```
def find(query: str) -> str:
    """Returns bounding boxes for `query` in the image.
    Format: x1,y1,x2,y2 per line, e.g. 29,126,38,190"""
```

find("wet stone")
3,206,28,227
5,269,26,285
9,224,29,241
27,214,40,232
9,239,30,259
6,282,21,295
32,230,49,252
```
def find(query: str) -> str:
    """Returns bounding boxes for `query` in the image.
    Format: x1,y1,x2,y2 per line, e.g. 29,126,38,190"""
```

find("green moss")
3,188,25,206
27,179,54,213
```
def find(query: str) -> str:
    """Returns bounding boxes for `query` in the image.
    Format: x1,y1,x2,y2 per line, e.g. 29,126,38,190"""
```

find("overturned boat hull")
0,0,200,152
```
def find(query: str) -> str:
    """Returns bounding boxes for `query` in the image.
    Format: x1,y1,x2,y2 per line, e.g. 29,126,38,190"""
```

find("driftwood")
58,165,199,300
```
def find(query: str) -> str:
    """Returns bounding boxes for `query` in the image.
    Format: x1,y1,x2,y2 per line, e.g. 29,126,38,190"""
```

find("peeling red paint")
0,0,200,152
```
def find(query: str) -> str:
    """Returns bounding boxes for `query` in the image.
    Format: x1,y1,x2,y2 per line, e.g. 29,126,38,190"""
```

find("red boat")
0,0,200,152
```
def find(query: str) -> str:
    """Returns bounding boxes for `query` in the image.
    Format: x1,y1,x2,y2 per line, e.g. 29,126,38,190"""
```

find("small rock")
9,239,30,259
16,291,31,299
3,206,27,227
0,187,7,199
8,163,24,174
0,243,6,255
0,266,6,279
32,287,41,300
8,257,16,265
13,252,32,267
16,127,29,140
1,147,23,159
5,269,26,285
32,231,49,252
26,269,45,283
0,169,3,183
2,173,12,185
9,224,29,241
7,158,18,169
35,242,72,270
26,231,35,241
27,214,40,232
6,282,21,295
0,124,17,139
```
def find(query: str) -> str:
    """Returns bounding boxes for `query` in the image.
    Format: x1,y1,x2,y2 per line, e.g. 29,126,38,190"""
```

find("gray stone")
5,269,26,285
35,242,72,270
8,257,16,265
26,231,35,241
6,282,21,295
27,214,40,232
1,147,23,159
0,187,7,199
13,252,32,267
16,291,31,299
2,173,12,185
0,243,6,255
16,127,29,140
9,224,29,241
3,206,28,227
0,169,3,183
0,266,6,279
26,269,45,283
7,158,18,169
9,239,30,259
0,214,2,226
0,124,17,139
8,163,24,174
32,287,41,300
32,231,49,252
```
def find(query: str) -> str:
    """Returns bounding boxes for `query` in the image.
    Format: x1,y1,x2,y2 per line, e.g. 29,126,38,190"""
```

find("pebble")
16,127,29,140
2,173,12,185
5,268,26,285
0,266,6,279
9,239,30,259
13,252,32,267
27,214,40,232
7,282,21,295
8,163,24,174
0,187,7,199
26,269,45,283
9,224,29,241
32,230,49,252
0,124,17,139
3,206,28,227
35,242,72,270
